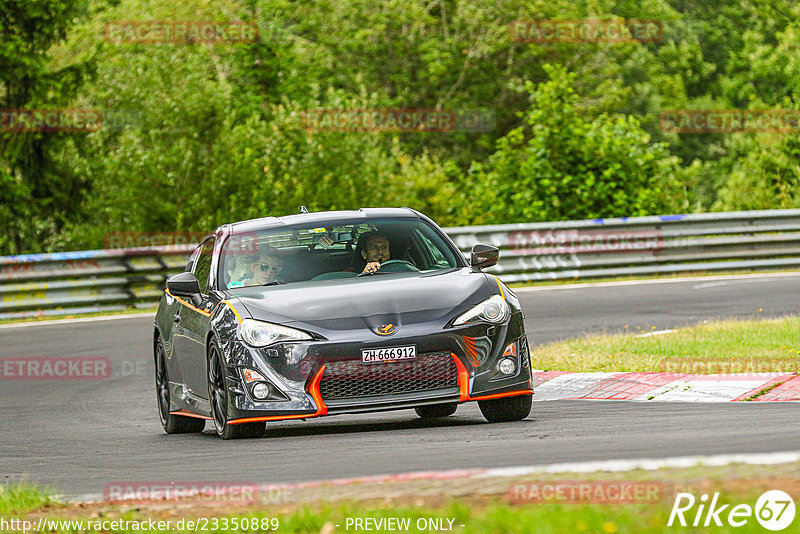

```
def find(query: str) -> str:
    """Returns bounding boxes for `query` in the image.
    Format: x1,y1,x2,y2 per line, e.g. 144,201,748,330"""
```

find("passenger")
229,244,284,287
249,244,284,285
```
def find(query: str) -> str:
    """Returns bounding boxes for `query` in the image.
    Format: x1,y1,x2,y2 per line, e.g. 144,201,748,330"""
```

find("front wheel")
155,338,205,434
208,338,265,439
415,403,458,419
478,394,532,423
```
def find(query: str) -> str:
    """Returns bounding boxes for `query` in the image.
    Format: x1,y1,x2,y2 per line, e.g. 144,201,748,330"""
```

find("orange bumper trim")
169,410,212,420
451,353,533,402
227,365,328,425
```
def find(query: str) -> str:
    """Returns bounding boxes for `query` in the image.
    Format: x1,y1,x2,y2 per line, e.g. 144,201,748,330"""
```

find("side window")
193,238,215,294
417,231,449,267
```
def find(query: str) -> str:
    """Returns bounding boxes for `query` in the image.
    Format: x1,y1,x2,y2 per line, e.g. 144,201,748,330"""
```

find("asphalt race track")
1,273,798,498
520,272,799,345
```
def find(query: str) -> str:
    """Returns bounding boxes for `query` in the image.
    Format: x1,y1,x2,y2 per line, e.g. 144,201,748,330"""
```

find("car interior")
220,222,455,289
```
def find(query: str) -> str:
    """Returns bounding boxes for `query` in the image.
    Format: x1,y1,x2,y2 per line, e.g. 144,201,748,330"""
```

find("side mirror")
166,272,202,303
470,244,499,270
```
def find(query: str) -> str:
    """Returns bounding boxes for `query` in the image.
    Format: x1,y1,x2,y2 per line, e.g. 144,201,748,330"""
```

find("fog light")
252,382,270,399
498,358,516,375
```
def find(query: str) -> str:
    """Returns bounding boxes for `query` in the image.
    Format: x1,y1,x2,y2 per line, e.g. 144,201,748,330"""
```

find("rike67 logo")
669,490,795,531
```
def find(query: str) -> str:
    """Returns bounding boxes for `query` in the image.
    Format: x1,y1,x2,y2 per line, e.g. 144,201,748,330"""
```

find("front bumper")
219,311,533,425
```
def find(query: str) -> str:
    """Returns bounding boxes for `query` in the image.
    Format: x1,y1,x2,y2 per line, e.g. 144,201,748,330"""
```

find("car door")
177,237,219,399
167,246,200,380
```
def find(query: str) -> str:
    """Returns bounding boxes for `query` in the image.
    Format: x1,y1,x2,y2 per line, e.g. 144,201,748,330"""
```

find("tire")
478,394,532,423
414,403,458,419
207,338,265,439
155,338,205,434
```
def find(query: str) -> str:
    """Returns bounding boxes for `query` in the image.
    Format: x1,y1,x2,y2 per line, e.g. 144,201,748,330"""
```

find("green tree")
707,5,800,211
462,65,687,224
0,0,99,254
714,135,800,211
15,0,799,252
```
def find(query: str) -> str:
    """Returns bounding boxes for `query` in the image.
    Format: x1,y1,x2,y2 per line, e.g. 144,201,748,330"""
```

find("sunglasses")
258,262,281,275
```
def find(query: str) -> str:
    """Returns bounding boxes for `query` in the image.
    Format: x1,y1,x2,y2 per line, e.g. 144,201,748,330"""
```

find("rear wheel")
414,403,458,419
155,338,205,434
208,338,264,439
478,394,532,423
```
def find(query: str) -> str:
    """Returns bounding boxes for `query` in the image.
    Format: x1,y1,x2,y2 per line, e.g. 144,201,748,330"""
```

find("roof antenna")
300,205,309,214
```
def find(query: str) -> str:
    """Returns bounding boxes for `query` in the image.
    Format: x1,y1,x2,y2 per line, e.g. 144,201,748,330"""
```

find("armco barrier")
2,209,800,319
0,246,193,320
446,209,800,282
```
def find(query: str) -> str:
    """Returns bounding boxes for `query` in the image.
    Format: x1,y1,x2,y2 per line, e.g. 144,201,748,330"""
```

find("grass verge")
2,463,798,533
0,485,51,515
533,316,800,373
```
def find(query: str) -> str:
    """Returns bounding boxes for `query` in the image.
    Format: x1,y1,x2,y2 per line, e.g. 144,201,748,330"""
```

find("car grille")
319,351,458,401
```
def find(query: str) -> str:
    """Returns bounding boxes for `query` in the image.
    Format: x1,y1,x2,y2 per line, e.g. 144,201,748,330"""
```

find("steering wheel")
357,259,419,276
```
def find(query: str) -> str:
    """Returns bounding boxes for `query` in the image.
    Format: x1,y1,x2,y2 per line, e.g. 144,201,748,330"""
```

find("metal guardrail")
0,247,193,320
2,209,800,320
446,209,800,282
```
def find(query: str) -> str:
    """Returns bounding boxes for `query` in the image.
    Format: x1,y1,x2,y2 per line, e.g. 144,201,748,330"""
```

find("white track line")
635,329,676,338
0,312,154,329
476,451,800,478
513,271,800,292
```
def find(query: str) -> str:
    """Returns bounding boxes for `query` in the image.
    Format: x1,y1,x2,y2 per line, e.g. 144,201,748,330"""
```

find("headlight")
239,319,313,347
453,295,509,326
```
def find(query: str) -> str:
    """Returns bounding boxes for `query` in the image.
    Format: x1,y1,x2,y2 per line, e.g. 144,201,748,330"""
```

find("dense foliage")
1,0,798,254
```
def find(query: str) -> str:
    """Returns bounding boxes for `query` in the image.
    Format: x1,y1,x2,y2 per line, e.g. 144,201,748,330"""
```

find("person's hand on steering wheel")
362,261,381,274
358,233,390,275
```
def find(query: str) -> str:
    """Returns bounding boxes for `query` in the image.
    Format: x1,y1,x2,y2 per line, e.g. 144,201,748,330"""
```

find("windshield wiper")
357,270,400,277
261,281,285,286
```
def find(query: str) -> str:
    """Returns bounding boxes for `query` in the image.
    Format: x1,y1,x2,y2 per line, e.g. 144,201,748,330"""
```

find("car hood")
232,268,491,332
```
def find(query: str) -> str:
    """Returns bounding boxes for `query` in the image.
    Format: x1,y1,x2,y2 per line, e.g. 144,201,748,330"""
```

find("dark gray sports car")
153,208,533,439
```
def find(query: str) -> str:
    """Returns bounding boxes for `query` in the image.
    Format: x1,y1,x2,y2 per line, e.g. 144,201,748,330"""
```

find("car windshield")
219,218,461,289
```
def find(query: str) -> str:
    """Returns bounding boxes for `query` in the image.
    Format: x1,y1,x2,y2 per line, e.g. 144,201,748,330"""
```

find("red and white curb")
531,371,800,402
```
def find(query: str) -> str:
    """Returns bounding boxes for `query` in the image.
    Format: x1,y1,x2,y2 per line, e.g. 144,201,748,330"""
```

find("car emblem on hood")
375,324,396,336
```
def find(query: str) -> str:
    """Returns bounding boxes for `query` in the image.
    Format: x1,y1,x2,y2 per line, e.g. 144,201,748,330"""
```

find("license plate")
361,345,416,363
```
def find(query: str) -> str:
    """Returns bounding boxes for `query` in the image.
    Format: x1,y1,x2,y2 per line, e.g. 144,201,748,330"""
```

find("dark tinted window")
219,218,461,289
185,247,201,272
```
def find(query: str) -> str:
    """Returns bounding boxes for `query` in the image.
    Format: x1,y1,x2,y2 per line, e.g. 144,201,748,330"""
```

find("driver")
351,231,390,274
